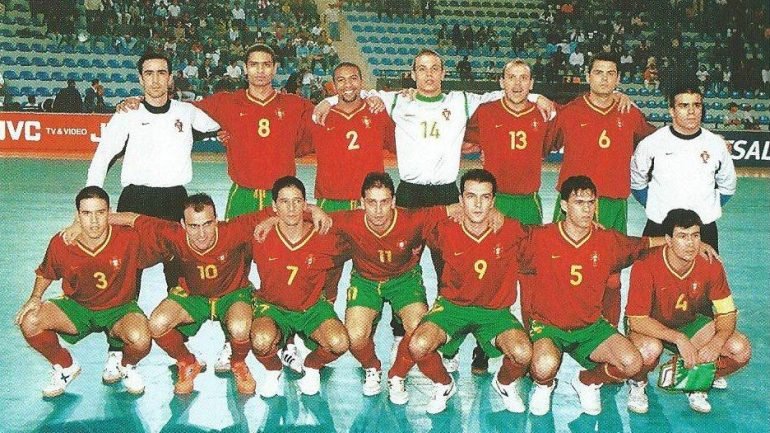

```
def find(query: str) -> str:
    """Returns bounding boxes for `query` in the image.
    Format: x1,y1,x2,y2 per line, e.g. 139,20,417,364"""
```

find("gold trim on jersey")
76,226,112,257
330,101,367,120
365,208,398,239
501,99,535,118
662,246,695,280
557,221,591,248
583,94,617,116
187,226,220,256
461,222,491,243
246,89,277,106
276,225,316,251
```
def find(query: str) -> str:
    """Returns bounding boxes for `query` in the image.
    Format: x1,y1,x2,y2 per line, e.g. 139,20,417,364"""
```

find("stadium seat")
104,88,116,98
711,101,724,110
116,88,130,98
16,56,31,66
47,57,62,67
111,73,126,83
92,58,105,68
31,56,46,66
755,103,767,112
759,115,770,125
4,70,19,80
36,87,51,97
31,43,45,52
20,86,34,96
96,72,110,82
730,90,741,99
8,87,21,97
35,71,50,81
76,45,90,54
126,73,138,82
639,88,650,96
705,114,716,124
17,43,30,52
704,90,715,98
744,91,754,99
51,72,66,81
758,91,768,99
63,58,77,68
663,113,672,122
82,72,95,82
122,59,135,69
19,71,34,80
107,59,121,68
92,46,105,55
130,88,142,96
66,72,82,81
0,55,15,66
77,58,90,68
625,87,638,96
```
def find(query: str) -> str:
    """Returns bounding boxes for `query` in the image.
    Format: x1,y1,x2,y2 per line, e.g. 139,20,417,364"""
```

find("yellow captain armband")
712,296,736,316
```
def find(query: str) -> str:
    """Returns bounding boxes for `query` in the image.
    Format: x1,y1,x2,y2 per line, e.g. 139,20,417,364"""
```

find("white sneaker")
43,363,81,398
529,380,557,416
362,368,382,396
443,355,459,373
102,351,123,384
492,374,525,413
712,376,728,390
687,392,712,413
119,364,145,395
626,380,648,414
298,367,321,395
260,369,283,398
280,344,304,374
571,375,602,415
426,378,457,414
390,336,403,365
214,342,231,373
388,376,409,405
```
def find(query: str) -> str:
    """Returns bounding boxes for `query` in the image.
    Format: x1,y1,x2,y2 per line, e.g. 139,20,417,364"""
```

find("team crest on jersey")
174,119,183,132
218,254,227,262
362,116,372,128
532,120,539,130
276,108,285,119
494,244,502,259
442,109,451,120
700,150,710,164
590,251,599,267
398,240,406,250
691,282,699,293
616,118,623,128
111,258,121,268
306,254,315,267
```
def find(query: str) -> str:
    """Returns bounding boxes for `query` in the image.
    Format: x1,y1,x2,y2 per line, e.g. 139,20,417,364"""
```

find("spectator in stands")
741,104,759,130
485,61,496,80
620,50,634,78
232,1,246,25
22,95,42,112
644,61,659,90
457,55,473,82
464,25,475,51
175,71,196,102
724,102,743,129
53,80,83,113
569,46,585,73
84,0,103,35
762,62,770,91
531,56,546,83
225,60,243,81
696,64,710,91
451,24,462,49
183,60,199,79
0,72,5,110
168,0,181,22
437,23,450,49
84,79,100,113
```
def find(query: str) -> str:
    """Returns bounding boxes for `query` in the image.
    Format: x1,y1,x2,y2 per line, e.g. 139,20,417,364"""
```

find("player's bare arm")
628,315,699,368
253,205,331,242
698,312,737,364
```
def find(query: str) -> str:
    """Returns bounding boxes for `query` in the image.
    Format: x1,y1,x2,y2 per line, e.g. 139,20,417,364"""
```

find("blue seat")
31,56,46,66
0,55,14,65
639,88,650,96
758,91,768,99
758,115,770,125
61,45,75,54
35,71,50,81
47,57,62,67
8,87,21,97
730,90,741,99
704,89,715,98
625,87,638,96
646,100,656,108
17,43,31,52
663,113,672,122
76,45,90,54
711,101,723,110
126,73,138,82
122,59,135,69
111,73,125,83
96,72,110,81
362,45,373,54
63,58,77,68
744,90,754,99
36,87,51,97
104,88,116,98
92,46,105,55
0,41,16,51
705,114,716,124
4,70,19,80
755,103,767,112
107,59,121,68
130,88,142,96
16,56,32,66
368,58,380,65
19,71,34,80
51,72,66,81
77,58,90,68
20,86,34,96
92,58,105,68
31,43,46,52
66,72,82,81
82,72,95,82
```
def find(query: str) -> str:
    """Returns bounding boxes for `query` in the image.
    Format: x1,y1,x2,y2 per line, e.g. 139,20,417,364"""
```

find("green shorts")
50,297,144,348
423,297,524,359
225,183,273,220
495,192,543,225
529,318,618,369
552,196,628,233
168,285,254,338
252,298,339,351
662,314,712,354
346,266,427,316
317,198,360,212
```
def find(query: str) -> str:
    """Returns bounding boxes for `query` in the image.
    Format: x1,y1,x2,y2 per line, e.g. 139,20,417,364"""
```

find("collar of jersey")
365,208,398,238
668,126,702,140
557,221,592,248
142,99,171,114
583,94,616,115
415,93,444,103
662,245,696,280
76,226,112,257
246,89,277,105
276,225,316,251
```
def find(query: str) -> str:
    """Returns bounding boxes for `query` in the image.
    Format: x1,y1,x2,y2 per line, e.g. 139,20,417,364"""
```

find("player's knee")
250,330,277,356
323,331,349,355
148,313,174,339
123,328,152,352
408,334,433,362
530,352,559,381
727,334,752,364
20,311,43,336
620,350,644,377
501,341,532,366
346,326,370,350
226,320,251,343
638,338,663,366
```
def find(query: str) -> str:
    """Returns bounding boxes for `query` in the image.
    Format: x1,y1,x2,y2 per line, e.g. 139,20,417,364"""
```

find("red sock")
24,330,73,367
416,351,451,385
154,329,194,365
497,357,527,385
257,353,282,371
602,274,622,327
305,346,340,370
122,343,147,366
388,334,415,378
230,338,251,363
716,356,745,377
580,363,625,385
350,338,381,370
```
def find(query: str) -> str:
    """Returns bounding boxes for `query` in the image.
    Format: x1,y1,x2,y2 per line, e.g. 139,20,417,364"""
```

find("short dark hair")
76,186,109,210
183,193,216,216
272,176,306,201
360,172,395,197
460,169,497,195
412,49,444,71
245,44,276,64
137,52,171,74
333,62,362,80
662,209,703,237
560,175,597,200
588,53,619,72
91,79,99,86
668,82,703,107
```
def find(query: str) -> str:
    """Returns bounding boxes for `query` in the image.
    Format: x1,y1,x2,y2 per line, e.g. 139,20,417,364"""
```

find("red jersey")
521,223,649,329
195,90,314,189
302,102,396,200
134,212,266,298
549,95,655,198
332,207,446,281
626,247,734,329
465,100,552,194
251,225,347,311
425,218,527,309
35,226,164,310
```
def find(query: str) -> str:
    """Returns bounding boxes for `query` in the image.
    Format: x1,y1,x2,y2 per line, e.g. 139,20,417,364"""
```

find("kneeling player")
625,209,751,413
250,177,350,397
406,169,532,414
16,187,163,397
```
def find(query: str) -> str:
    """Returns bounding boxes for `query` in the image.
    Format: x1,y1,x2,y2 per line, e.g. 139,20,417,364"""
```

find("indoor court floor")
1,158,767,433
